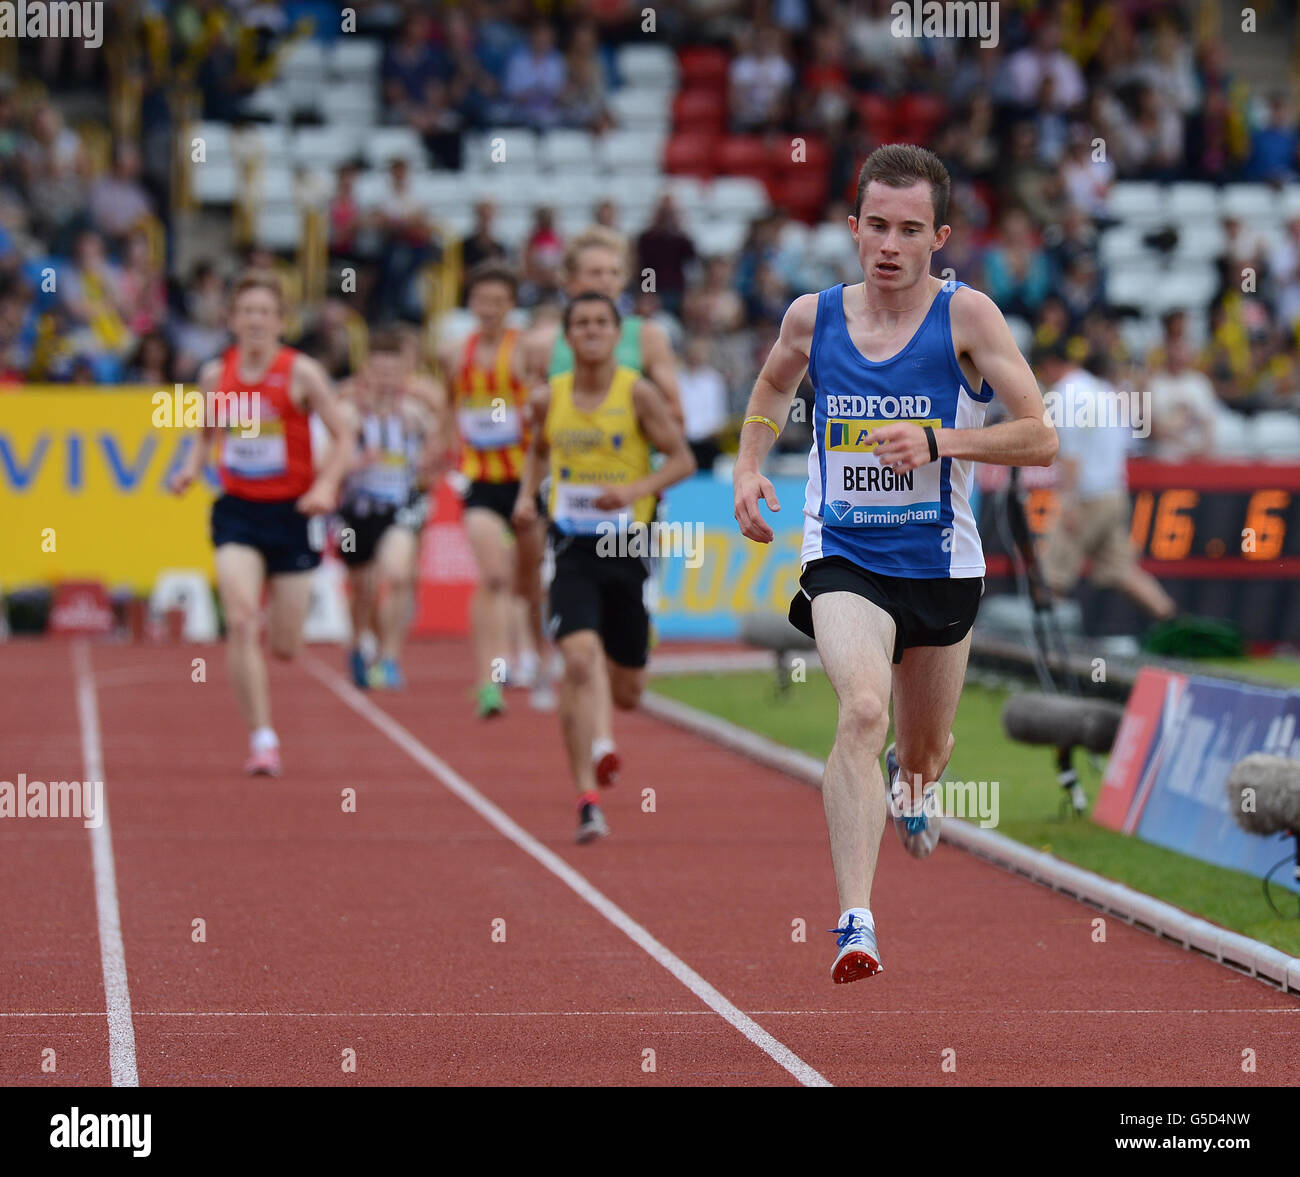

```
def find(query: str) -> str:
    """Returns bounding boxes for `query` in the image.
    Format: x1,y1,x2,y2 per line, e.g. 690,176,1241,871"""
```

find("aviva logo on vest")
825,418,940,452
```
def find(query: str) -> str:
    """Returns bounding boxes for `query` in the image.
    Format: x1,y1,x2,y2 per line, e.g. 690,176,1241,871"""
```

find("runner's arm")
408,374,452,483
733,292,817,543
512,383,551,528
519,321,559,387
166,358,223,493
939,287,1057,466
595,377,694,506
639,319,685,430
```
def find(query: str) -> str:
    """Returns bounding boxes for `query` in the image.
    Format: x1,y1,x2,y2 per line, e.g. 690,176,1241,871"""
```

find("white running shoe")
828,914,884,984
885,743,942,859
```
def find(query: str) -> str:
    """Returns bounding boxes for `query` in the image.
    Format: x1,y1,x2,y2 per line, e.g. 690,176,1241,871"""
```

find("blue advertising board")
655,472,808,639
1134,676,1300,893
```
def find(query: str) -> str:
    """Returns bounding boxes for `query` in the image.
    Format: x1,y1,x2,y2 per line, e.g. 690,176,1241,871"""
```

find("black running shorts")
211,493,322,575
789,555,983,664
462,479,520,526
548,536,650,668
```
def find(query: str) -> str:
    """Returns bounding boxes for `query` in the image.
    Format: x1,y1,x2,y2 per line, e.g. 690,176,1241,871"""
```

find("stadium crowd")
2,0,1298,466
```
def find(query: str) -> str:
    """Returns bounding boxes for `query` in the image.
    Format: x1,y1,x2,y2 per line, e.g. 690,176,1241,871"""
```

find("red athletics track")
2,636,1299,1087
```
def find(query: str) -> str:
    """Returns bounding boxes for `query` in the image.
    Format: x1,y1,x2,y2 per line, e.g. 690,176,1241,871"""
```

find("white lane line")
73,640,139,1088
4,1006,1299,1018
302,656,832,1088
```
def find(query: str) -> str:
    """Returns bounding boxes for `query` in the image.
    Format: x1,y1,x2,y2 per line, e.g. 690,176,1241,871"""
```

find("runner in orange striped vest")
439,261,547,718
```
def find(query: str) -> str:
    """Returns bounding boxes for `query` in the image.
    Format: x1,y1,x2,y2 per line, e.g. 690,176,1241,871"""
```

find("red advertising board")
1093,667,1188,833
413,478,476,637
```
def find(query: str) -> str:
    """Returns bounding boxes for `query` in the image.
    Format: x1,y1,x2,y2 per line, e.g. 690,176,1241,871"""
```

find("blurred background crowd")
4,0,1300,464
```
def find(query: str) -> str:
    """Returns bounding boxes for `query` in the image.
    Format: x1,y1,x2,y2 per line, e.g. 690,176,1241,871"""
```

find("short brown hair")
367,326,404,355
232,269,284,311
855,144,951,231
563,225,628,279
465,260,518,300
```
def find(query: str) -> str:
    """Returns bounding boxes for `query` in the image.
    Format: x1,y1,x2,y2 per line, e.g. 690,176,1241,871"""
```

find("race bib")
552,481,630,535
459,405,522,449
822,418,943,527
353,455,409,505
222,424,286,479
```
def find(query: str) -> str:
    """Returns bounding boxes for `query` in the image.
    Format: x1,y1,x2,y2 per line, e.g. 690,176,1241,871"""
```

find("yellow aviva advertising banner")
0,388,217,594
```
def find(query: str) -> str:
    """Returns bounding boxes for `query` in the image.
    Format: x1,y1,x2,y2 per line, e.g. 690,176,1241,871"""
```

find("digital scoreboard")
977,460,1300,643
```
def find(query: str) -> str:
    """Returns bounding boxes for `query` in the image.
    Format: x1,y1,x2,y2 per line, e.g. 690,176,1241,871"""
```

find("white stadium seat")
1166,182,1217,219
292,125,364,169
191,159,237,204
1173,219,1226,258
353,168,391,210
663,174,706,213
436,205,476,239
493,208,533,251
616,44,678,90
540,129,598,170
608,87,672,130
465,126,540,171
1249,411,1300,456
470,171,553,211
706,176,769,219
692,218,747,257
1106,182,1165,224
1098,225,1144,265
1219,183,1277,221
1278,185,1300,221
1105,267,1158,310
255,202,302,250
320,84,379,125
598,129,665,175
1213,410,1252,457
1157,262,1220,309
410,171,472,209
279,38,326,79
192,120,232,163
363,126,426,168
329,38,383,81
245,84,292,122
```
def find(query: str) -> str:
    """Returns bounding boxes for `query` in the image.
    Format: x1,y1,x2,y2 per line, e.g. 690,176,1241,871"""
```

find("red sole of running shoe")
594,751,620,788
832,951,883,984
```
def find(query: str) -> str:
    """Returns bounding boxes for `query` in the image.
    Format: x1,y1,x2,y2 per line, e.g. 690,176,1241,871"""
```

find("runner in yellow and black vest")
520,225,684,787
513,292,694,845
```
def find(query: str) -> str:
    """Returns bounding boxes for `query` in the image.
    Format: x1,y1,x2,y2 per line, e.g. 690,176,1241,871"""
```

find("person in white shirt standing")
678,335,729,473
1037,342,1176,620
1147,337,1218,461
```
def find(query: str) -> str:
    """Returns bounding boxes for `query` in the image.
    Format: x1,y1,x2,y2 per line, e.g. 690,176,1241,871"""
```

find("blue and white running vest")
801,281,994,578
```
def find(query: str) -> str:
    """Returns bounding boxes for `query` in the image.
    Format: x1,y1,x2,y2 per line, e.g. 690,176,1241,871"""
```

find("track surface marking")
3,637,1298,1086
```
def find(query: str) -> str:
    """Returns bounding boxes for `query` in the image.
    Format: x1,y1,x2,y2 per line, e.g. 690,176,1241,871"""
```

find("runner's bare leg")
812,592,896,912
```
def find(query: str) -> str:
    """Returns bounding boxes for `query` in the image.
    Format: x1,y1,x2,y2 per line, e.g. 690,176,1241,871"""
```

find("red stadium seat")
856,93,895,138
718,135,770,178
897,92,948,144
673,88,726,132
769,133,829,173
771,170,829,223
664,131,719,177
678,46,729,90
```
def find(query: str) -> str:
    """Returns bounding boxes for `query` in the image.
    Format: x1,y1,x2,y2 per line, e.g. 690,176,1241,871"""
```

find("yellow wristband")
743,414,781,438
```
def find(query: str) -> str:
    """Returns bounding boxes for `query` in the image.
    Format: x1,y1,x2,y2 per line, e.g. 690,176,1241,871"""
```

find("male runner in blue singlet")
732,145,1058,984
